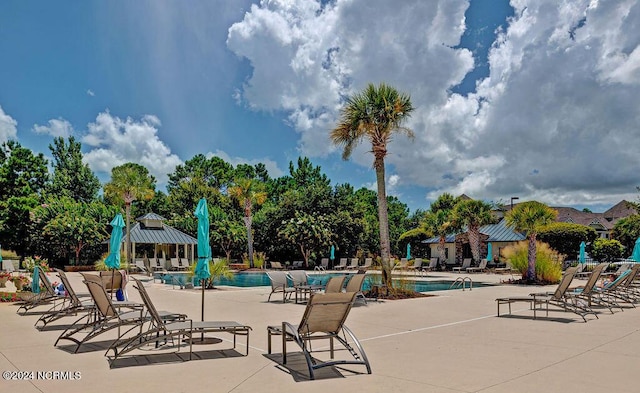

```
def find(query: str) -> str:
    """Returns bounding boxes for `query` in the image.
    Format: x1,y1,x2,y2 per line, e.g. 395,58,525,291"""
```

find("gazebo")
126,213,198,265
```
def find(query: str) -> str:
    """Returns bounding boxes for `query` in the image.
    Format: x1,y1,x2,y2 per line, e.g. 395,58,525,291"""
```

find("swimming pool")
156,272,492,292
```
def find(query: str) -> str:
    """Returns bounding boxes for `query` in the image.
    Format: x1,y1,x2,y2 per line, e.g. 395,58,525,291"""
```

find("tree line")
0,138,420,269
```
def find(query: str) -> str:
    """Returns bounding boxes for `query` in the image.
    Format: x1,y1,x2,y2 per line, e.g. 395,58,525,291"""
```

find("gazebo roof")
125,222,197,245
136,212,166,221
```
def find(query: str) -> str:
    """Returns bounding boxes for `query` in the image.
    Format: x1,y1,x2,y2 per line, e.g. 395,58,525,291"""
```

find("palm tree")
330,83,414,287
228,177,267,268
453,199,495,264
104,163,155,269
505,201,557,282
424,193,460,268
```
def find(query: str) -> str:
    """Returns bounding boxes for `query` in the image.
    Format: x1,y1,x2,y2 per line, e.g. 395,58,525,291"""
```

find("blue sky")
1,0,639,213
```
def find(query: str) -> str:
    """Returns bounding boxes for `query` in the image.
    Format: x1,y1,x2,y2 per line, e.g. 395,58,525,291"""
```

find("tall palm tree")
505,201,557,282
228,177,267,268
104,163,155,269
330,83,414,287
453,199,495,264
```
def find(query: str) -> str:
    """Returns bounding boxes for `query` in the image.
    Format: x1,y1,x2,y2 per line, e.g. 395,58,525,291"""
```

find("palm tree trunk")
438,236,446,267
527,234,537,282
125,202,131,272
244,215,254,269
374,157,392,288
468,226,480,263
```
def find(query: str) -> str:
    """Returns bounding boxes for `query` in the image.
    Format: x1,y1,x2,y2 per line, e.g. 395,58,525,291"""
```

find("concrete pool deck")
1,270,639,393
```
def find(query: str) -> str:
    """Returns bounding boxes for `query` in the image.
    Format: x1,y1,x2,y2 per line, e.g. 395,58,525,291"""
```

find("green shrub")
502,241,563,283
94,252,129,271
590,238,624,262
188,258,234,288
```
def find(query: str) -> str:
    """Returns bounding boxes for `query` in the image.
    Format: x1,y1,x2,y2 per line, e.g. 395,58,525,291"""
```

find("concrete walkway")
1,271,639,393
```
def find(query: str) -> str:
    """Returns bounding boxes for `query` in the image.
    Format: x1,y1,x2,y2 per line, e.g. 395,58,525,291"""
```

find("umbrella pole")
201,278,205,341
110,269,115,300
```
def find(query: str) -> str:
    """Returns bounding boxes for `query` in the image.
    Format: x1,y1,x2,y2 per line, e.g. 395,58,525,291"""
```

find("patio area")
1,271,639,393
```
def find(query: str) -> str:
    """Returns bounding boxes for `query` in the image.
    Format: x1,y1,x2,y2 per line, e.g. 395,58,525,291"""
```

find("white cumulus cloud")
0,105,18,143
32,118,74,138
81,111,183,186
227,0,640,209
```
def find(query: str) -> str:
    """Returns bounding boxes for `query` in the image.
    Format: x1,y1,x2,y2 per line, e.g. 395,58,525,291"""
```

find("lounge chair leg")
282,322,287,364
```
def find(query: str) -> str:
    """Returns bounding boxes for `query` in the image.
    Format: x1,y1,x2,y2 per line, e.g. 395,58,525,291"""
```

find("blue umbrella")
330,245,335,261
406,243,411,260
579,241,586,263
487,242,493,262
194,198,211,322
105,214,125,269
31,266,40,294
630,237,640,262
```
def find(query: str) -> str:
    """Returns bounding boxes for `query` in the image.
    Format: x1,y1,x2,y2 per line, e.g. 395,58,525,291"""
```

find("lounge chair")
152,258,165,272
55,274,146,353
16,268,65,314
334,258,348,270
179,258,190,270
530,266,598,321
346,258,360,270
107,278,251,365
592,266,639,308
266,292,371,380
266,271,296,302
497,267,597,322
391,258,408,272
170,257,184,271
291,261,304,270
494,262,515,274
324,275,346,293
289,271,322,303
270,261,285,270
315,258,329,271
466,258,488,273
453,258,472,273
361,258,373,270
35,269,92,329
564,263,614,313
36,269,136,329
406,258,423,275
423,258,438,272
345,273,367,304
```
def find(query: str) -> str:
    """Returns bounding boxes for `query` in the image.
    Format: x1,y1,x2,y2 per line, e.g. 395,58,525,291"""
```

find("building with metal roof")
423,218,525,267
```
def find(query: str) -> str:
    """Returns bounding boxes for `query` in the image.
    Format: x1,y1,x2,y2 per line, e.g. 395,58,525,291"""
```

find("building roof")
125,222,198,245
603,200,637,221
423,218,525,244
135,212,166,221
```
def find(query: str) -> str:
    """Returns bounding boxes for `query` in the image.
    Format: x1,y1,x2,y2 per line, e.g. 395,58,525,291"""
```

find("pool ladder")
450,276,473,291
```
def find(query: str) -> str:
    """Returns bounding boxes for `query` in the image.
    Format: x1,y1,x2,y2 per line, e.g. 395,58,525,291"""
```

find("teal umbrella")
406,243,411,260
579,241,586,263
31,266,40,294
487,242,493,262
194,198,211,322
0,244,3,264
630,237,640,262
105,214,125,269
330,245,335,261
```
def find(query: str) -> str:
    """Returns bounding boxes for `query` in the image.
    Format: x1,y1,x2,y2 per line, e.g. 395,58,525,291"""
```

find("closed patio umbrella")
630,237,640,262
31,266,40,294
194,198,211,321
487,242,493,262
579,241,586,263
105,214,125,298
406,243,411,260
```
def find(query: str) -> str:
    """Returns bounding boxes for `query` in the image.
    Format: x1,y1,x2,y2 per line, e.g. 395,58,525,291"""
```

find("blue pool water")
157,272,491,292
